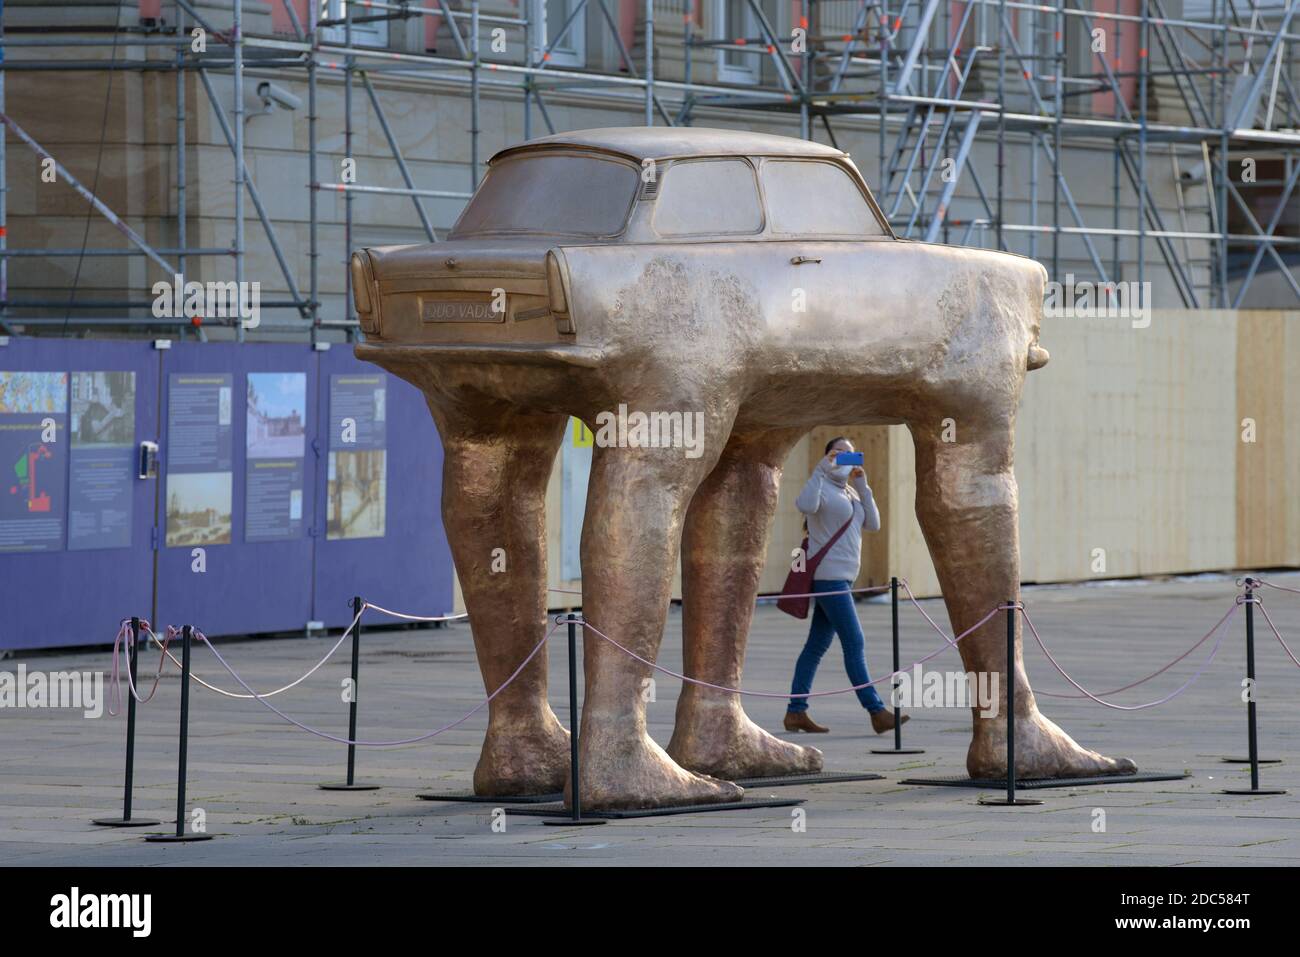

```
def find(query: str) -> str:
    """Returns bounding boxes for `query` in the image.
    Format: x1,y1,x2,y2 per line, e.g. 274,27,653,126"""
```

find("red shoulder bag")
775,516,854,619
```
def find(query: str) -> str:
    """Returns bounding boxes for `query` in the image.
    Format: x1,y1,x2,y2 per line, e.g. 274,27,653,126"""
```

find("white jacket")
795,459,881,582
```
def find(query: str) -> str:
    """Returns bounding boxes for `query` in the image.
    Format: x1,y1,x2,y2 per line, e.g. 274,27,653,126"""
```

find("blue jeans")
788,579,887,714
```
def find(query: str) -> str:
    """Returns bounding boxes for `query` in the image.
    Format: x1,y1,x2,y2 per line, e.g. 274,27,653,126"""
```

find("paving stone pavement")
3,573,1298,866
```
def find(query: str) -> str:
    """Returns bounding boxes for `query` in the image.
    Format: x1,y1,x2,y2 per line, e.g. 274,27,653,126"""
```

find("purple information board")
0,340,156,650
0,339,453,651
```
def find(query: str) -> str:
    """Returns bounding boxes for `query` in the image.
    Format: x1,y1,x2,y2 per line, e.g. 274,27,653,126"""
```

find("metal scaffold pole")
0,0,1298,336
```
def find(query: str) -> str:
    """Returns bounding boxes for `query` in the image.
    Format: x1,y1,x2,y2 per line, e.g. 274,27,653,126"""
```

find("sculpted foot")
967,708,1137,779
474,709,570,796
668,696,824,780
572,731,744,810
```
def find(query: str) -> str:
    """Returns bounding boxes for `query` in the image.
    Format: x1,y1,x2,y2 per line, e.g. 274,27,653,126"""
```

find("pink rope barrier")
361,601,468,623
1033,600,1242,699
1252,576,1300,595
107,568,1288,746
184,621,559,747
1020,602,1237,711
573,601,1008,699
107,619,172,716
549,582,899,602
1256,600,1300,669
147,612,363,700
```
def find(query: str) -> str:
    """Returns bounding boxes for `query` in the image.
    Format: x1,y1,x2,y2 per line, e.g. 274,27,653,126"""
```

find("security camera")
257,81,302,112
1178,161,1207,186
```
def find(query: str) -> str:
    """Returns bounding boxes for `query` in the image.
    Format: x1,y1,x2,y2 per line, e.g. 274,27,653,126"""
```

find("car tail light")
350,250,380,334
546,249,574,335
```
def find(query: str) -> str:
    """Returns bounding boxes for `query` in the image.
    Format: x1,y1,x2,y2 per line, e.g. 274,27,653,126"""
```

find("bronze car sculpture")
351,127,1135,810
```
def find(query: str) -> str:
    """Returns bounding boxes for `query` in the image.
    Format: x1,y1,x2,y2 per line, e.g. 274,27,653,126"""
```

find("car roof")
490,126,850,164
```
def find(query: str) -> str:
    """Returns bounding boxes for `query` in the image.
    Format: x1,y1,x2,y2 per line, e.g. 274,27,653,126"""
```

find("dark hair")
824,436,850,455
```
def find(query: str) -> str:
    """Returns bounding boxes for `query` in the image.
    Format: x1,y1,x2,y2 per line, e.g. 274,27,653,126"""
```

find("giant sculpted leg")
668,428,823,779
909,411,1136,779
574,400,747,809
430,401,571,796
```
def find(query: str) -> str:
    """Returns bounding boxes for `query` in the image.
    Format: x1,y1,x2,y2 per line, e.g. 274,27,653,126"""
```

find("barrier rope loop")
107,573,1296,745
568,600,1010,700
183,619,558,747
1020,600,1239,711
1253,597,1300,670
122,601,464,702
107,619,173,716
141,608,365,700
1246,575,1300,597
1233,576,1300,668
1032,599,1244,699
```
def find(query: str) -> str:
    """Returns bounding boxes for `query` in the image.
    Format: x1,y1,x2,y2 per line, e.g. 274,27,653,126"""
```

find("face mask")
829,464,853,483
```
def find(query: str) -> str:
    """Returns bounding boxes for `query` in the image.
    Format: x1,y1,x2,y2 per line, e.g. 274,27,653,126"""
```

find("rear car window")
653,159,763,236
451,152,639,238
762,160,885,236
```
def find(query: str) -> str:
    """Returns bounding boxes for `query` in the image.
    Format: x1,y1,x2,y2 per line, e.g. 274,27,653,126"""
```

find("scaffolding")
1,0,1297,340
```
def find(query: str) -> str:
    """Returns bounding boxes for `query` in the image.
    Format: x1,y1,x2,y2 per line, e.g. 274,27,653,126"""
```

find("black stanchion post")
321,596,380,791
872,576,924,755
545,614,605,826
94,617,160,827
146,625,213,841
1222,582,1287,796
893,578,901,751
980,600,1041,807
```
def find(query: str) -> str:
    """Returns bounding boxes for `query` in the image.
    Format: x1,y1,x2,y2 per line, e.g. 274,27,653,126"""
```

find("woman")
783,436,908,735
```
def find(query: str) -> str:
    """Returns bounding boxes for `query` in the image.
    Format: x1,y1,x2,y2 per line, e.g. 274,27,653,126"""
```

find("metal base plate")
318,783,382,791
92,817,161,828
503,796,804,819
1220,757,1282,764
870,748,926,755
418,791,563,804
144,833,215,842
541,818,608,826
901,771,1189,789
417,771,884,802
978,797,1044,806
1220,788,1288,795
732,770,884,787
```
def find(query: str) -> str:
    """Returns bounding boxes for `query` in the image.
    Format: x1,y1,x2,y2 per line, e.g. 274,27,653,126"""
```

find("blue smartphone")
835,451,864,466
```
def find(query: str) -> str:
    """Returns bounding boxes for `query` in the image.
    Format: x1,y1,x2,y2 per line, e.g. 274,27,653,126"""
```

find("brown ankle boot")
784,710,829,733
871,710,910,734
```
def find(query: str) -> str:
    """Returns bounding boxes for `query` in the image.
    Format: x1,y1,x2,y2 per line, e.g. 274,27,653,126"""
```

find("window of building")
536,0,587,68
320,0,390,48
761,160,885,236
715,0,761,85
653,159,763,235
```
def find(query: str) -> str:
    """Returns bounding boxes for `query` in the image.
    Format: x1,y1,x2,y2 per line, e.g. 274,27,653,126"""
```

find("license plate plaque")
420,297,505,323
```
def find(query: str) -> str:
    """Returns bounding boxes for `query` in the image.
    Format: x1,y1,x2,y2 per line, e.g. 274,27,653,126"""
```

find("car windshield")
450,152,639,238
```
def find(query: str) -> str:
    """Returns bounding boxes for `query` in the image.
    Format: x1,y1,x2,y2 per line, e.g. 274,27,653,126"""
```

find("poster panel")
0,372,68,553
68,371,136,550
327,374,387,540
165,372,233,547
244,372,307,542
